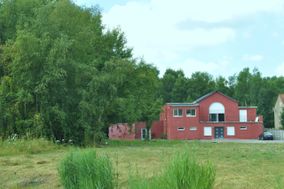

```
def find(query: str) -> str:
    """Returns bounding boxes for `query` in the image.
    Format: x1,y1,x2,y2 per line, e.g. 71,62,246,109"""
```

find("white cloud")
242,54,264,62
167,57,233,77
102,1,239,72
276,63,284,76
80,0,284,77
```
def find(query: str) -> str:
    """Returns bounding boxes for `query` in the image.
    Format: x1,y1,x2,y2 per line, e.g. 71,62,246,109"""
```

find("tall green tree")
187,72,215,101
0,0,163,145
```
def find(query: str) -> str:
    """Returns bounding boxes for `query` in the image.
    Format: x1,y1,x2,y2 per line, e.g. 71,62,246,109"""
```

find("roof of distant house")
166,91,238,107
193,91,238,103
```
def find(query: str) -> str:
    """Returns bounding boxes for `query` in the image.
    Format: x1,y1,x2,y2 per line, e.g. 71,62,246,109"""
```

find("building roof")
193,91,238,103
166,91,238,107
239,106,258,109
166,103,199,107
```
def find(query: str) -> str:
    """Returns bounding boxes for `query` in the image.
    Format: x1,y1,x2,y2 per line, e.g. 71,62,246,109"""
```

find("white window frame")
240,126,248,130
189,127,197,131
173,108,183,117
227,126,235,136
239,110,247,122
177,127,185,131
204,127,212,136
186,109,196,117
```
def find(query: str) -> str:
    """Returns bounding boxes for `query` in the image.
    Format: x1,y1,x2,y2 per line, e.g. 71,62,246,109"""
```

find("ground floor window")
204,127,212,136
189,127,197,131
227,126,235,136
240,126,248,130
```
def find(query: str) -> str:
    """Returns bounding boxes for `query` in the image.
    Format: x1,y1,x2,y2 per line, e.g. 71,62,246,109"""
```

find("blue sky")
74,0,284,78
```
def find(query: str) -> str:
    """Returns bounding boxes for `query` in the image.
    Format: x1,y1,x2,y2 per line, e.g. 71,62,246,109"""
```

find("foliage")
0,0,283,144
128,151,215,189
58,149,114,189
281,108,284,129
0,0,161,145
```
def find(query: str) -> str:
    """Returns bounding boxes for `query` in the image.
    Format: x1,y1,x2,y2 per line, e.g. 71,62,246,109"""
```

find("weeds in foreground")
58,149,114,189
128,151,216,189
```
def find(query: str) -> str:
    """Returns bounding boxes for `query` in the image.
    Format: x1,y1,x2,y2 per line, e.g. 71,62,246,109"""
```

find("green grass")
58,149,114,189
128,151,215,189
1,140,284,188
0,138,61,156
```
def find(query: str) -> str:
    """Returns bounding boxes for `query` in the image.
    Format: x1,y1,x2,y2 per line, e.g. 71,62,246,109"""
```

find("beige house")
274,94,284,129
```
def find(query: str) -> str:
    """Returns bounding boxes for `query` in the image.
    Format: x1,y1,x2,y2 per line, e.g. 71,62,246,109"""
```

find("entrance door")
141,128,151,140
214,127,224,139
141,128,147,140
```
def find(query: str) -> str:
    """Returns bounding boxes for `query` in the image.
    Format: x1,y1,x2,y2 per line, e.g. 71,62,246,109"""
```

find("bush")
58,149,114,189
129,151,215,189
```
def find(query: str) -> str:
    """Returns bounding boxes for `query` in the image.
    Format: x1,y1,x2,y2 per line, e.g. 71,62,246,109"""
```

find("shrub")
58,149,114,189
129,151,215,189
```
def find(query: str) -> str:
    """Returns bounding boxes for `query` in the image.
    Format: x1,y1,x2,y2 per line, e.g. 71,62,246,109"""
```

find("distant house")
109,91,263,140
274,94,284,129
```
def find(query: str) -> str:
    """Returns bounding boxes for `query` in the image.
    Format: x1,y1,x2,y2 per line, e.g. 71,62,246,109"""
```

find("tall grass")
129,151,215,189
58,149,114,189
0,138,60,156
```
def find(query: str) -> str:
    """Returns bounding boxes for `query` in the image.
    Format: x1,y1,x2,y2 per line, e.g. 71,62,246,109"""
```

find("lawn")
0,139,284,189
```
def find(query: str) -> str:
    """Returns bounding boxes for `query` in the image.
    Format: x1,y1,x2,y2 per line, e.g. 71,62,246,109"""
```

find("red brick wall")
151,120,164,138
197,123,263,140
199,93,239,121
239,108,257,122
165,105,200,140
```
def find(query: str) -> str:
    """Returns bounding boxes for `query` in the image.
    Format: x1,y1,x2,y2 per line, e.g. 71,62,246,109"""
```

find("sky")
74,0,284,78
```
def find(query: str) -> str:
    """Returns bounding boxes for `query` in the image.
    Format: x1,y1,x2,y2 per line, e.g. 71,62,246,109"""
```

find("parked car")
259,131,273,140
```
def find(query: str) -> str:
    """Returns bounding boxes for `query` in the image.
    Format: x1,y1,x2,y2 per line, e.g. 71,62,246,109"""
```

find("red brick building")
161,91,263,140
109,91,263,140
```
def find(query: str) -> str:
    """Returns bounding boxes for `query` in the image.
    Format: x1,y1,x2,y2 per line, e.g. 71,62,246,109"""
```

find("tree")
0,0,140,145
187,72,215,101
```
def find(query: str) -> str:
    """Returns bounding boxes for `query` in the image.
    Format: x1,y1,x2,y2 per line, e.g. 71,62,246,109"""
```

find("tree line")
0,0,283,145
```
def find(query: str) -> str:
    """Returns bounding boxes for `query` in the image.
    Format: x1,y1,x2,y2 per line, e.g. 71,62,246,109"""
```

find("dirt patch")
36,160,48,164
0,159,20,166
19,176,46,188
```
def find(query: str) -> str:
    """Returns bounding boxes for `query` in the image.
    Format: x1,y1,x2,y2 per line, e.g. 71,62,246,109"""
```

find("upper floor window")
209,102,225,122
173,109,183,117
239,110,247,122
186,109,196,117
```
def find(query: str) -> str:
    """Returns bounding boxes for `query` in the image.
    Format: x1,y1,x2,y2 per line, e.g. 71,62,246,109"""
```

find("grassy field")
0,139,284,189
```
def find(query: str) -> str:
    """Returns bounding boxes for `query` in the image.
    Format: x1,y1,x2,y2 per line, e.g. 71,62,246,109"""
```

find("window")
177,127,185,131
209,102,225,122
239,110,247,122
173,109,183,117
190,127,197,131
240,126,247,130
209,113,225,122
186,109,196,117
204,127,212,136
255,116,259,122
227,126,235,136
